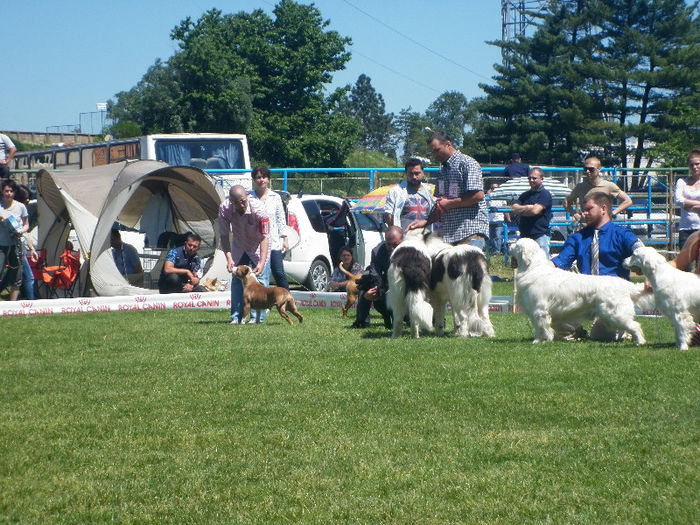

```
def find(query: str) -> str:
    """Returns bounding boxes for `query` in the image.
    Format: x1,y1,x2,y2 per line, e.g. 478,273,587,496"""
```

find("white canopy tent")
37,160,229,296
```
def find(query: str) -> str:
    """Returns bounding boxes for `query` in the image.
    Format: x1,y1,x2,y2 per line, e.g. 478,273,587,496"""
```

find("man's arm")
550,236,577,270
218,211,235,272
511,202,545,217
670,232,700,270
254,236,269,276
611,188,633,217
163,259,195,282
1,146,16,166
437,190,484,211
127,245,143,274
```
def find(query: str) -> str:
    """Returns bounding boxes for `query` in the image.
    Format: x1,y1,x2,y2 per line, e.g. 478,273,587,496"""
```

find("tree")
394,108,432,163
335,74,396,158
477,0,700,169
109,1,359,167
425,91,472,149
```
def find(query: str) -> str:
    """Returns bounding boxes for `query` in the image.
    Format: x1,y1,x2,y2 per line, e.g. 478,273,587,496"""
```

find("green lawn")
1,308,697,524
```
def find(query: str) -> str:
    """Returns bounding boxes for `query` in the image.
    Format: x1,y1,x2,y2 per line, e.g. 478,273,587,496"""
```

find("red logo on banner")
79,298,91,305
20,301,32,308
135,296,147,303
190,293,202,300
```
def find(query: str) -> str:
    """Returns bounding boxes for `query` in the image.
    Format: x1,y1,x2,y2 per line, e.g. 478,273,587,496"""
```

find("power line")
340,0,492,82
351,50,441,95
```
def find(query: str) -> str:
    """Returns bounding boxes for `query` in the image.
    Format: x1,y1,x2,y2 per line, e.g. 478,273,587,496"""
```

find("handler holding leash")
219,185,270,324
406,131,489,249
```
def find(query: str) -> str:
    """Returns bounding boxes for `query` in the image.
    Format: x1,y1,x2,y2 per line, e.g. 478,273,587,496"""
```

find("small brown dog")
234,265,303,324
337,262,363,318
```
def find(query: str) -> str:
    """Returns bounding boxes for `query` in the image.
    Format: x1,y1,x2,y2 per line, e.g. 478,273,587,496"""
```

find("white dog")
430,244,495,338
624,246,700,350
387,233,447,338
511,237,647,344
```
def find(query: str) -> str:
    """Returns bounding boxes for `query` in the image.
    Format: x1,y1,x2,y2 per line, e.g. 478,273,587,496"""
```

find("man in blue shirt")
510,167,552,255
158,232,206,293
504,153,530,178
110,228,144,286
551,192,643,279
551,192,644,342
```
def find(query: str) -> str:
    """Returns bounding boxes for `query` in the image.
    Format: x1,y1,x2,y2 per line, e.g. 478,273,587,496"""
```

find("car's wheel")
306,259,330,291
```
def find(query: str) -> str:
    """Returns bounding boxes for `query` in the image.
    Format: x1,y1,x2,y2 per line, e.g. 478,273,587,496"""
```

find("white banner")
0,291,519,317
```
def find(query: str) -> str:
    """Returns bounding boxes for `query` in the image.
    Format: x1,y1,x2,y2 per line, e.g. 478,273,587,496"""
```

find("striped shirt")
435,150,489,243
218,198,269,266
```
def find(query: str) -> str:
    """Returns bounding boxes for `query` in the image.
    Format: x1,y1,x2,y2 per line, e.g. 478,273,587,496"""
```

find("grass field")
1,307,697,524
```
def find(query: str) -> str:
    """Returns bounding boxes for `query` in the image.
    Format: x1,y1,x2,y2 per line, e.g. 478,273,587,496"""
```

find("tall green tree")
109,1,358,167
596,0,700,171
425,91,473,149
335,74,396,158
478,0,700,169
394,108,432,164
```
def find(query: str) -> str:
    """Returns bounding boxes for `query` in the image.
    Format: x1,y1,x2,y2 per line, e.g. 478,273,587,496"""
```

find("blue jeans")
535,235,551,257
231,254,271,323
269,249,289,289
468,237,486,251
488,223,505,255
21,255,35,300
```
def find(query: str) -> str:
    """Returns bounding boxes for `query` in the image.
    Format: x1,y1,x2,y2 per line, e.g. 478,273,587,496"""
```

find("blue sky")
3,1,502,133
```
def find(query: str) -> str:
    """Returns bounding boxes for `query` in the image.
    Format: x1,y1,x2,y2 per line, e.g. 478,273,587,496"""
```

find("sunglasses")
583,166,596,173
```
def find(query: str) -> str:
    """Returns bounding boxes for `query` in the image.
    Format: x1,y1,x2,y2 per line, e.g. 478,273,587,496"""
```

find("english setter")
511,238,647,344
624,246,700,350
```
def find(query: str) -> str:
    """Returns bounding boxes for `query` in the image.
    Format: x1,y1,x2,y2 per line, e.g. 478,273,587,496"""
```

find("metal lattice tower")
501,0,550,63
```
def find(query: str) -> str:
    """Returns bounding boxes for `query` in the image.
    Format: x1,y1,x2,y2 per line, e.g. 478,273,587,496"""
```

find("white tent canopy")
37,160,228,296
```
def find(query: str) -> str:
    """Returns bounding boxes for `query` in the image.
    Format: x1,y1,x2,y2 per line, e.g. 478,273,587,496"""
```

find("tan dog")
234,265,303,325
337,262,362,317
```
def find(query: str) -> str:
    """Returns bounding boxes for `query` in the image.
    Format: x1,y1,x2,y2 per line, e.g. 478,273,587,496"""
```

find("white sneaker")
230,319,240,325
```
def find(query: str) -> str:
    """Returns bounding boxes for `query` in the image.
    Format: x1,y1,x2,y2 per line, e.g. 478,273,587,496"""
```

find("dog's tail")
406,290,434,331
628,281,657,315
338,262,359,279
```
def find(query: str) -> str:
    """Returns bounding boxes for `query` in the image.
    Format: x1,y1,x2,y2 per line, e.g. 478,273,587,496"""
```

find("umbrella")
488,178,572,201
353,183,435,214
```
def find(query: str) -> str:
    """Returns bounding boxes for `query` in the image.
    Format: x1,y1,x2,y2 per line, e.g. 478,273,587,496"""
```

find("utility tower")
501,1,549,63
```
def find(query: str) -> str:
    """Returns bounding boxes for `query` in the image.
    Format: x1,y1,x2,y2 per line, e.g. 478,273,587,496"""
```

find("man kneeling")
158,232,207,293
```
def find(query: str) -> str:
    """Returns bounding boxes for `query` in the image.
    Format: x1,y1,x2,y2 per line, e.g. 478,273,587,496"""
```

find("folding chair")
28,248,47,298
42,249,81,298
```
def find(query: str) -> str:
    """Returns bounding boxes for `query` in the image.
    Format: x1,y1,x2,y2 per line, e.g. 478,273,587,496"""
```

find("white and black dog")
387,232,447,338
388,231,494,338
624,246,700,350
431,244,495,338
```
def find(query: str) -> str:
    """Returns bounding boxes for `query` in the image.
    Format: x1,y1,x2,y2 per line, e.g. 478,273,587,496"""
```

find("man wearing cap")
504,153,529,178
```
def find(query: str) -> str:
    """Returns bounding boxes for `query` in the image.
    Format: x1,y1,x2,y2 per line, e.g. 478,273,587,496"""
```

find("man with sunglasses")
511,167,552,255
564,156,632,224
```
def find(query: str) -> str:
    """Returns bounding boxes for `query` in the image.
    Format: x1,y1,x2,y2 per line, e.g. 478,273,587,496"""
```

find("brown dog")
234,265,303,324
337,262,363,318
